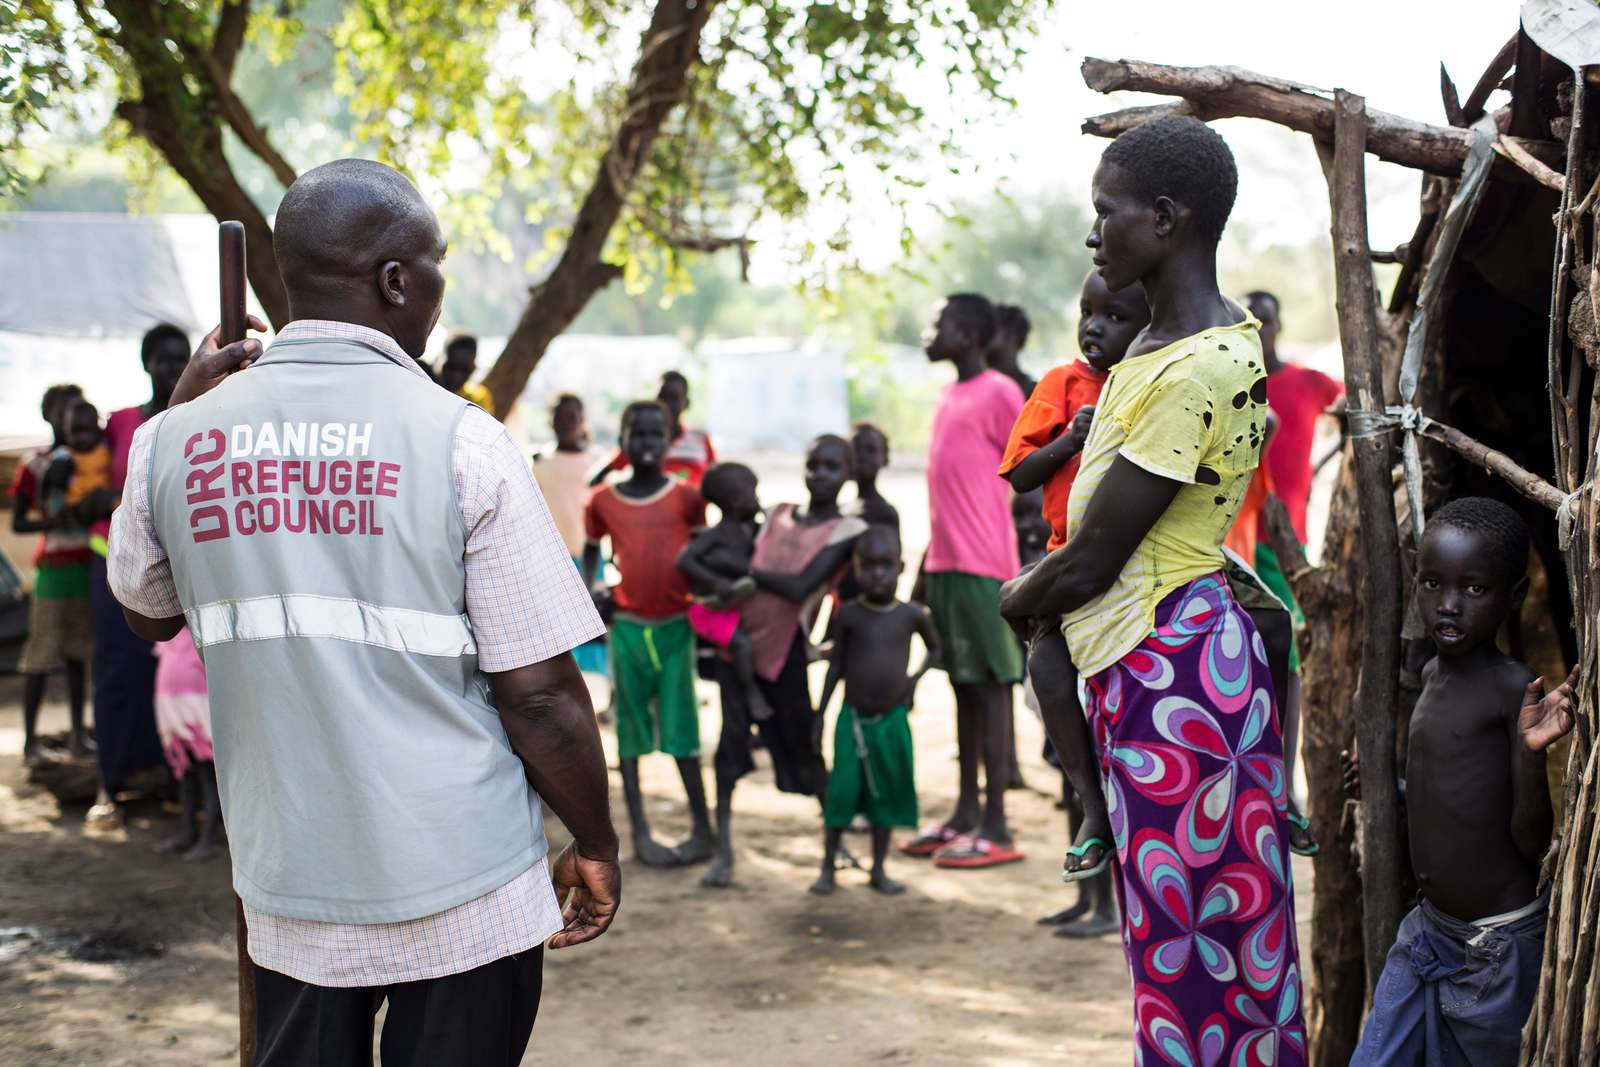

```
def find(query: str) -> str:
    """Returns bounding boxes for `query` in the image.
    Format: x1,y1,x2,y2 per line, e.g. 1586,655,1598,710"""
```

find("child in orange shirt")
998,269,1148,937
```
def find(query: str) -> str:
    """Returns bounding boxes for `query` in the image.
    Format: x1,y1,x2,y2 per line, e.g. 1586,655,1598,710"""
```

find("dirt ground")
0,464,1313,1066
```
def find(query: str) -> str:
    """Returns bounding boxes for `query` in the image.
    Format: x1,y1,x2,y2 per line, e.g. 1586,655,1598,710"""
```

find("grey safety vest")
146,335,546,923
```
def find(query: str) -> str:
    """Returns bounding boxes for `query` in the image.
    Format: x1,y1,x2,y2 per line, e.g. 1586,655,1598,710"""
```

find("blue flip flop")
1286,812,1320,857
1062,837,1112,883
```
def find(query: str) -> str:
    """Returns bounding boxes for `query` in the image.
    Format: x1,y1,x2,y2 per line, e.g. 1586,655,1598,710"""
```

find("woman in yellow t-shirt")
1001,117,1305,1062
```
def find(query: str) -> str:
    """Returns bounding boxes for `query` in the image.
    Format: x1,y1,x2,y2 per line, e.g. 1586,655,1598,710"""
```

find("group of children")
14,372,221,859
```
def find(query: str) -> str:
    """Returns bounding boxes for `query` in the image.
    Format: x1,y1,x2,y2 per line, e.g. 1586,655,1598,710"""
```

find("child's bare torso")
684,520,755,595
1406,655,1541,921
838,600,922,714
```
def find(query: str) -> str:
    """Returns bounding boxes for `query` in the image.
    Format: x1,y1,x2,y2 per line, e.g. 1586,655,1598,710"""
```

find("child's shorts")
823,704,918,829
610,613,700,760
687,602,740,650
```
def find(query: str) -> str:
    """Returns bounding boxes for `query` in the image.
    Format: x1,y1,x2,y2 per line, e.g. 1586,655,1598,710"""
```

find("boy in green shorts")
812,526,941,895
583,400,714,868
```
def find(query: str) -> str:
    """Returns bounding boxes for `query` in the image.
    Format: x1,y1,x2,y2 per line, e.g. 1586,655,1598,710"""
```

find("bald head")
273,159,447,358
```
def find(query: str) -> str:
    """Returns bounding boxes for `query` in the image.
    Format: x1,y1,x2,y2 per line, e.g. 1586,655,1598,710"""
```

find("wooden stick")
1413,420,1568,512
218,219,254,1067
1494,135,1566,191
1462,34,1517,123
1325,90,1407,996
1079,57,1564,179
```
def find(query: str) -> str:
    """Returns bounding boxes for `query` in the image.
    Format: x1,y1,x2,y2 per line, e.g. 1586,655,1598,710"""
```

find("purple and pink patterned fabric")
1084,572,1306,1066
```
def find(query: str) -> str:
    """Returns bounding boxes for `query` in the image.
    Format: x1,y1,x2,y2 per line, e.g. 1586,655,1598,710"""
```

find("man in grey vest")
108,158,620,1065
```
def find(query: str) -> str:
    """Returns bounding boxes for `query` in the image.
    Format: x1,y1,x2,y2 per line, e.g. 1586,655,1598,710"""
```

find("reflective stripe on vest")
186,593,476,658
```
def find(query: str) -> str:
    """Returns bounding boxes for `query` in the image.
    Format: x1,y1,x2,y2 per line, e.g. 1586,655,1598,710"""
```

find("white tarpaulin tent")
0,212,268,440
701,338,850,452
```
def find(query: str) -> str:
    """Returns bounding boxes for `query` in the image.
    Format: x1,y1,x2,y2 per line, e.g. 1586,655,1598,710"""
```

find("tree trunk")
1325,91,1407,991
1270,470,1367,1067
99,0,293,329
481,0,720,418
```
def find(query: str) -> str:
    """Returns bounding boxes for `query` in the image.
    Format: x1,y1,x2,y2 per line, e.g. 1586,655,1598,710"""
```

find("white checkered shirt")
109,319,603,986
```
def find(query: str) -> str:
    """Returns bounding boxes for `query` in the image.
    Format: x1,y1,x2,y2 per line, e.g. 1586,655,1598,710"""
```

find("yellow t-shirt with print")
1061,317,1268,677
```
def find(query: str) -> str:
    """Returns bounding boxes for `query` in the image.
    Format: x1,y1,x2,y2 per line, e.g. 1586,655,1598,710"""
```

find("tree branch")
213,0,250,80
197,47,297,189
482,0,722,419
1079,57,1562,179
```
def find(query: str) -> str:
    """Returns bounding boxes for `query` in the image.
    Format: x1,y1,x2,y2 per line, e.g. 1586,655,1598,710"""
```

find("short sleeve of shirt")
680,484,707,528
989,374,1026,449
107,413,182,618
998,368,1069,476
1316,369,1345,408
1118,375,1217,485
455,407,605,672
584,487,609,544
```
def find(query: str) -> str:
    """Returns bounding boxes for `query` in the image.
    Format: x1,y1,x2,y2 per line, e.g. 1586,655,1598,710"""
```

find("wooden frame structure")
1079,14,1598,1063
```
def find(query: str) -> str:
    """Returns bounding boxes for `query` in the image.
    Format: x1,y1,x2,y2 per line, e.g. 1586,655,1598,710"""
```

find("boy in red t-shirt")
583,400,713,868
997,269,1148,937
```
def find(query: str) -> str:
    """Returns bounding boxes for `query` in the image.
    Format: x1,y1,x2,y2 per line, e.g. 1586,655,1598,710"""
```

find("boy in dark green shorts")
583,400,714,867
813,526,941,895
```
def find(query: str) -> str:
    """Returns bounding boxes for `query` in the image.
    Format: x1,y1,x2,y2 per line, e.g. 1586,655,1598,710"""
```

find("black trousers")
253,949,544,1066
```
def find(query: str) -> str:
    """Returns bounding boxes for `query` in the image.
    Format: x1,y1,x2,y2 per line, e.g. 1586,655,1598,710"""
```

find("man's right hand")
170,316,268,407
546,841,621,949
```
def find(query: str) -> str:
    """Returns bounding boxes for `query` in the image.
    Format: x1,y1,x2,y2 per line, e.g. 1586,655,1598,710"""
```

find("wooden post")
1326,90,1407,994
218,220,255,1067
236,896,254,1065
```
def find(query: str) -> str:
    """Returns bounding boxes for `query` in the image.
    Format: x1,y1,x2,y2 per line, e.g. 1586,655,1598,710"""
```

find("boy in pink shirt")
904,293,1027,869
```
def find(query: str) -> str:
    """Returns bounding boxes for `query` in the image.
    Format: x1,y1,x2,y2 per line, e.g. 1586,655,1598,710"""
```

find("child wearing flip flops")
812,526,941,895
999,269,1148,929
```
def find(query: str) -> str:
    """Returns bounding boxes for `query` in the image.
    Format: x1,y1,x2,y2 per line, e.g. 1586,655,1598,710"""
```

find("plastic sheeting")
0,213,201,337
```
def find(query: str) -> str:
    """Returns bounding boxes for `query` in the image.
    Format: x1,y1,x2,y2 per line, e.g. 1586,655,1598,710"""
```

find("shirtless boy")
1350,497,1578,1065
812,526,942,895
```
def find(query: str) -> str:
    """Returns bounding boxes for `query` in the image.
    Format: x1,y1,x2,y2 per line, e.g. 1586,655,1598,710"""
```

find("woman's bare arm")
999,456,1182,620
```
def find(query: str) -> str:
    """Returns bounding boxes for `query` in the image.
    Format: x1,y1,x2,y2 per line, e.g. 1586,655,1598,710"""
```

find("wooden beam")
1416,420,1569,512
1080,58,1563,179
1326,89,1407,995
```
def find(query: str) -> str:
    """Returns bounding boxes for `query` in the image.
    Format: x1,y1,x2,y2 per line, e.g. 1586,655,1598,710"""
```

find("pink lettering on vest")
190,505,229,543
376,463,401,498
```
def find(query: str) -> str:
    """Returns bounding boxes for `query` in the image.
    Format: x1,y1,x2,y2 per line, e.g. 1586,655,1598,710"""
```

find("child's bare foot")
1055,911,1120,939
157,832,197,855
747,688,775,723
184,839,221,862
1037,899,1092,926
69,733,97,758
808,871,837,896
700,850,734,888
834,842,865,872
673,831,715,866
22,743,46,769
868,870,905,895
635,835,681,868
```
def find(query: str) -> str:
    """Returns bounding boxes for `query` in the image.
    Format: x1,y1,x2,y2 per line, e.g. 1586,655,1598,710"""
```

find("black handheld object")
219,221,247,346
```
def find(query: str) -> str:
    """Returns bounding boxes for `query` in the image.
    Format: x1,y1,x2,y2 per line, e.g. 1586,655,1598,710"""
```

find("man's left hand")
170,316,268,407
547,841,621,949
